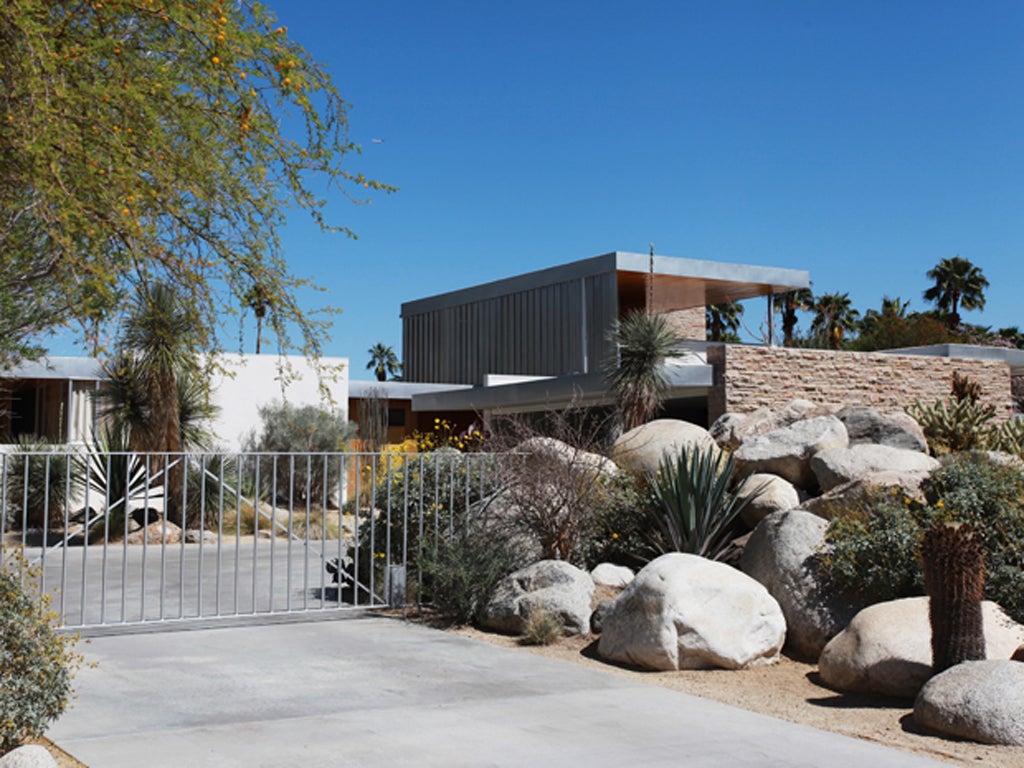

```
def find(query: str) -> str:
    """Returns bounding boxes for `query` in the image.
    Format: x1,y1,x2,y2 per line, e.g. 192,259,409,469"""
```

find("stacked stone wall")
707,345,1012,423
662,308,706,341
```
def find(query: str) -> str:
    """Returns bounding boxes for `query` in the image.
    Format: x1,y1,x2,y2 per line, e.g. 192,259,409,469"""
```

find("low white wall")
207,354,349,449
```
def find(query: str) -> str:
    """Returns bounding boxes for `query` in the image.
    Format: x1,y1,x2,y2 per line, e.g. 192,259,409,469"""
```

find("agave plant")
643,446,761,561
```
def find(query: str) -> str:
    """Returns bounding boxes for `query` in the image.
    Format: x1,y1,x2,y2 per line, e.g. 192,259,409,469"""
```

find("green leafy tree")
1,1,393,366
705,301,744,342
924,256,989,329
773,287,814,346
366,343,401,382
605,311,678,431
810,292,860,350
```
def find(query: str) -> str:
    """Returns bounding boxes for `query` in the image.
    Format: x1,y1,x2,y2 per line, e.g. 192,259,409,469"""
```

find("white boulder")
597,553,785,671
480,560,594,637
611,419,718,475
735,473,800,528
0,746,58,768
590,562,634,588
735,415,849,490
818,597,1024,698
915,660,1024,745
740,509,857,659
810,444,939,494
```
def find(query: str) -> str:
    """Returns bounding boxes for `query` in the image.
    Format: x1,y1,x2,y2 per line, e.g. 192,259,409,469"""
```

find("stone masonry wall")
662,307,706,341
707,344,1012,424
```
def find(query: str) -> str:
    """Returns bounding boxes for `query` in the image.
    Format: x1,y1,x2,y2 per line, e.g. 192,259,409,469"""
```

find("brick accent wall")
662,307,706,341
707,344,1013,423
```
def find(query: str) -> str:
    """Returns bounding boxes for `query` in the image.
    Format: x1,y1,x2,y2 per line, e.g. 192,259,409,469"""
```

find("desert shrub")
483,408,628,565
576,472,648,569
414,524,525,625
638,446,759,562
520,608,562,646
823,454,1024,622
0,555,82,755
245,401,356,506
3,439,79,530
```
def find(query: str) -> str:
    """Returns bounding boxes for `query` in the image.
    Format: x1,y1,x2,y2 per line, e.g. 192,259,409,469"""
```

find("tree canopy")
924,256,989,329
1,0,393,368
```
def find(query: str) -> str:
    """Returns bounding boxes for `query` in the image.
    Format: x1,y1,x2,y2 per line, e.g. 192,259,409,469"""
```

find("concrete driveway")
48,615,947,768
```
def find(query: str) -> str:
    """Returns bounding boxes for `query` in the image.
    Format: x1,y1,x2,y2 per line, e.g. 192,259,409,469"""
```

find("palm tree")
810,292,860,350
923,256,989,329
860,296,910,334
366,343,401,382
997,327,1024,349
605,311,678,431
773,287,814,346
244,283,273,354
705,301,744,342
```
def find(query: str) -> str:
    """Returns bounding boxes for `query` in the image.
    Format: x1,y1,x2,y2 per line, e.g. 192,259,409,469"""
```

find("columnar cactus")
921,521,986,673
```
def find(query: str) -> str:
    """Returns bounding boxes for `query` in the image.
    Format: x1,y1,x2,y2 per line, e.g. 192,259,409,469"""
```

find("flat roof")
349,379,473,400
402,252,810,316
1,356,105,381
411,363,714,414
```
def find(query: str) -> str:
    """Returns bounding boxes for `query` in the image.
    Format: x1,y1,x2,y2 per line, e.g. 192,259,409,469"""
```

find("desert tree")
0,0,393,366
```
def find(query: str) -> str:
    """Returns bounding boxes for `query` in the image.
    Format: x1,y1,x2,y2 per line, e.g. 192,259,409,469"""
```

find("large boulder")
480,560,594,637
611,419,718,474
735,415,849,490
597,553,785,670
708,399,829,451
735,473,801,528
835,405,929,452
740,509,857,659
801,470,930,520
818,597,1024,698
914,660,1024,745
810,444,940,494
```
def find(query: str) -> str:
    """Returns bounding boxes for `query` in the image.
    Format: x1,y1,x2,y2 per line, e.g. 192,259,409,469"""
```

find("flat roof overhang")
411,363,714,415
402,252,810,317
1,356,104,382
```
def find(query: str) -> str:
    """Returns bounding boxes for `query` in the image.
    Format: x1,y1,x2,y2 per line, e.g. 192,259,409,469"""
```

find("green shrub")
520,609,562,646
639,446,758,562
0,555,82,755
576,472,649,570
414,524,525,625
823,454,1024,622
245,401,356,506
4,439,79,530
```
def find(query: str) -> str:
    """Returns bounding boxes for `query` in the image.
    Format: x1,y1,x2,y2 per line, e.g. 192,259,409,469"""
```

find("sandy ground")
447,623,1023,768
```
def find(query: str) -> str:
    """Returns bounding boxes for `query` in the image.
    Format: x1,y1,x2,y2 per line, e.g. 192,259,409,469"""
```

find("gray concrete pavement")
48,615,947,768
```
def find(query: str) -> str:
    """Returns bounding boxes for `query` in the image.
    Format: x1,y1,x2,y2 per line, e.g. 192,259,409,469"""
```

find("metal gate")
0,449,497,632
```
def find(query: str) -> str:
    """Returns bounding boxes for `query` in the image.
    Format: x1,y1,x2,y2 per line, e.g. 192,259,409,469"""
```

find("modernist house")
401,251,810,424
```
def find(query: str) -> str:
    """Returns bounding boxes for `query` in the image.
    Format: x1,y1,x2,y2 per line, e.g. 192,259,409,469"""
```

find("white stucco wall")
206,354,350,449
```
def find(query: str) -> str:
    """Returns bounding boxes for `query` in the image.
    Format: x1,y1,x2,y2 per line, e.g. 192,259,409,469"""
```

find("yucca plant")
4,438,79,530
643,446,760,562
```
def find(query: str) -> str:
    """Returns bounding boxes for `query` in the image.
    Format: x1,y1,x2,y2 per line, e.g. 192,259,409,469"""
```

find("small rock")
480,560,594,637
735,473,800,528
590,562,634,588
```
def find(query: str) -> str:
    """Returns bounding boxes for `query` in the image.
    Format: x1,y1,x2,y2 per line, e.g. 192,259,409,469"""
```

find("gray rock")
708,400,828,451
611,419,719,475
810,444,940,494
708,412,749,451
735,415,849,490
915,660,1024,745
740,509,856,659
597,553,786,670
480,560,595,637
515,437,618,478
590,598,615,634
818,597,1024,698
836,405,929,452
590,562,634,588
735,473,800,528
0,746,58,768
185,528,218,544
801,470,930,520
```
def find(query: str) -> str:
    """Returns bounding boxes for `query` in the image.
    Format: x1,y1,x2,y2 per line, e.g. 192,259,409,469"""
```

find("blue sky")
53,1,1024,369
